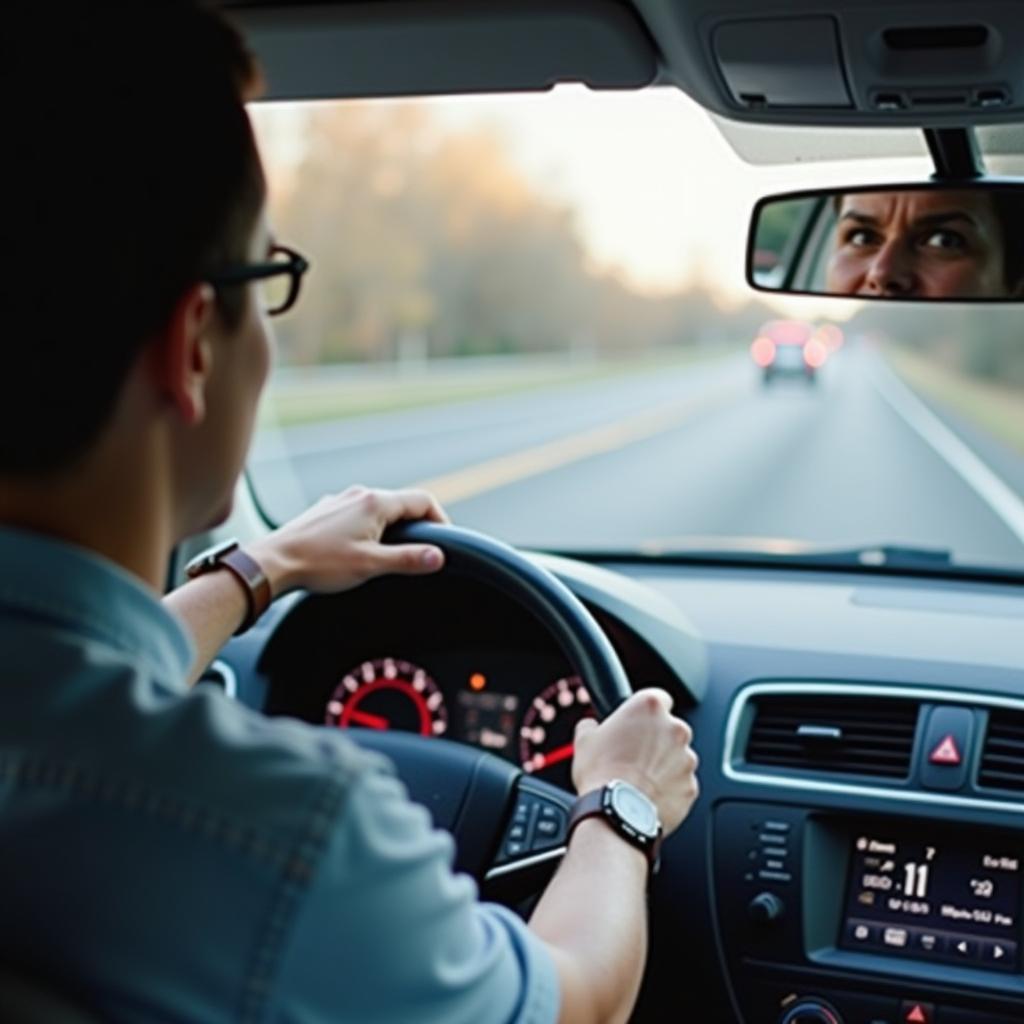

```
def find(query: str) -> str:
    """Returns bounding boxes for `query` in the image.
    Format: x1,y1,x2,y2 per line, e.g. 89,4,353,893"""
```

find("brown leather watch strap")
218,547,271,635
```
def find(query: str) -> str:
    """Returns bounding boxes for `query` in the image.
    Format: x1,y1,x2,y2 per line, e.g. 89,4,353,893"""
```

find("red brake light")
751,336,776,367
803,339,828,368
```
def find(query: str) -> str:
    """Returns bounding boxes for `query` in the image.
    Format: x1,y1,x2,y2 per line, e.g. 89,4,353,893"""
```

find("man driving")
0,4,698,1021
825,188,1023,298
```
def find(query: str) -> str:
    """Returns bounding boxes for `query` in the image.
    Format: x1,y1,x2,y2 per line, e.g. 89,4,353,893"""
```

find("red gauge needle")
348,709,390,730
537,743,575,769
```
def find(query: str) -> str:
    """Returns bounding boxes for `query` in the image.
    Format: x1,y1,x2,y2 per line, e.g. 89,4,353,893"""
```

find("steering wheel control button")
900,1002,934,1024
919,705,974,791
496,788,571,864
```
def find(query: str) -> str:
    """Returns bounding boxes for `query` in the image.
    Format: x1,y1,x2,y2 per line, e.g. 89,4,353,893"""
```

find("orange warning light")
469,673,487,691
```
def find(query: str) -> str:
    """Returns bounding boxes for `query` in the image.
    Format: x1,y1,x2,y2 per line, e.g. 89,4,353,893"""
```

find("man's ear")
154,283,219,426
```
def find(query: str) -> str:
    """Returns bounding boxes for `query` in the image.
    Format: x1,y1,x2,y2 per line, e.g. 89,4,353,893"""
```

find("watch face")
609,782,659,837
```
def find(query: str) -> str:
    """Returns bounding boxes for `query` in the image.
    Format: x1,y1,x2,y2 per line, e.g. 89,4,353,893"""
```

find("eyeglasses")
207,243,310,316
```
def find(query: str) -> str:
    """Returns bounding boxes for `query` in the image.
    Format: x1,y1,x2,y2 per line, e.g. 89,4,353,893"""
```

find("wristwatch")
184,539,271,635
567,779,663,873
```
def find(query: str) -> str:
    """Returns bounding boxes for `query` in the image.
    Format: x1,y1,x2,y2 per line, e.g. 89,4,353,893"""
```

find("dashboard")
253,567,689,792
214,553,1024,1024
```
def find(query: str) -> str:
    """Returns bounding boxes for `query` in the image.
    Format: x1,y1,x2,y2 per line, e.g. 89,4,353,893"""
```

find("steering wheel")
346,521,633,901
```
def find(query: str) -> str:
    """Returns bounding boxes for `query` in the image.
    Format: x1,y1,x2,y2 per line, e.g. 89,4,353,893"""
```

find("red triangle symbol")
906,1007,927,1024
929,734,961,765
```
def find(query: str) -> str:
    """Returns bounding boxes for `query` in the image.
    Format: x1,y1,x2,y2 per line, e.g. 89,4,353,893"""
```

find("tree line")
265,101,776,366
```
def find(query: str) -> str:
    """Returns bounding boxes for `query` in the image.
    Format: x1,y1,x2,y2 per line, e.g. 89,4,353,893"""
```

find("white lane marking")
408,383,741,505
871,357,1024,546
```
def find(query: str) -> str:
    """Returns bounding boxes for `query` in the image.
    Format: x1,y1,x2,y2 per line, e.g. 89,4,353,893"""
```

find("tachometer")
325,658,448,738
520,675,595,776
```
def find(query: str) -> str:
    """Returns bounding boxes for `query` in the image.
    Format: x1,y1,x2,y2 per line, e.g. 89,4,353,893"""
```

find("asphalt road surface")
250,346,1024,572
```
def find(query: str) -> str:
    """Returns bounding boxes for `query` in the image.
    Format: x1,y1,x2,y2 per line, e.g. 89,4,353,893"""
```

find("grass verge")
260,347,738,427
885,347,1024,456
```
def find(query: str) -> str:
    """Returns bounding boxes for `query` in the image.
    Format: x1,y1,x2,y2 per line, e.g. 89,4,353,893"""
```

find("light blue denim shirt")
0,526,559,1023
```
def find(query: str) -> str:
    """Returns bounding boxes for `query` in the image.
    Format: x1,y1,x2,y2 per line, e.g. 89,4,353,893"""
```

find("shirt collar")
0,525,194,689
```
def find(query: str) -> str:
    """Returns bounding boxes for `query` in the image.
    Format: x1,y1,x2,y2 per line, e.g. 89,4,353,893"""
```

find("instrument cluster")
323,654,594,787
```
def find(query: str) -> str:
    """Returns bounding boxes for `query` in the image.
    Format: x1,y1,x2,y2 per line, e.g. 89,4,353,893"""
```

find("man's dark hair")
3,3,265,477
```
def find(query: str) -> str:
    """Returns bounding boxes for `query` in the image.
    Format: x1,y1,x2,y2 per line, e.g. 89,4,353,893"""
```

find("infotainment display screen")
841,829,1021,971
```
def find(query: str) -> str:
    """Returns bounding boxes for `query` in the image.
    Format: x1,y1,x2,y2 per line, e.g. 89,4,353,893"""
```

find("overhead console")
638,0,1024,126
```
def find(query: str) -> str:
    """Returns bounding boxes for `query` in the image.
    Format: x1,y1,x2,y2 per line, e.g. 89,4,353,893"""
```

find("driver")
824,188,1024,298
0,4,699,1022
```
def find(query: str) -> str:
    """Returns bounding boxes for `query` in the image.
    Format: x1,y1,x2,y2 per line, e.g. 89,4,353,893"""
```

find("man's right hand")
571,688,699,836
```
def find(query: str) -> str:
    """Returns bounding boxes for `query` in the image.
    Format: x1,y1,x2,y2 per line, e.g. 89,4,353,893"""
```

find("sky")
251,85,936,315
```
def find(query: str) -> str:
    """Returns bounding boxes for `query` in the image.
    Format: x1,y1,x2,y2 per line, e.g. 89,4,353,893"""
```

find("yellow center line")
409,382,741,505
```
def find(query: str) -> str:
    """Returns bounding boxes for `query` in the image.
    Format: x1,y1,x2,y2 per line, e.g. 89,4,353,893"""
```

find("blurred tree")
262,100,777,365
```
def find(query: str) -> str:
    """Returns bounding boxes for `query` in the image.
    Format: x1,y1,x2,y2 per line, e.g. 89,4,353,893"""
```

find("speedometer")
325,658,448,738
520,675,595,776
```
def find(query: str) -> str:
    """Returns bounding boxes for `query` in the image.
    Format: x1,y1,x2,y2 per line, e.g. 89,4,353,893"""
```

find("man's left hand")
248,485,449,599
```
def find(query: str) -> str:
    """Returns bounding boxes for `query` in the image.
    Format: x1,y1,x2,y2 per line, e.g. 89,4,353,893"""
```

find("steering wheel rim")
337,521,635,895
385,520,632,717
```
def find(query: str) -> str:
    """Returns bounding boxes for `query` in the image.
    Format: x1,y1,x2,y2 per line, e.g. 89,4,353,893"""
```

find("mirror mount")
924,127,984,181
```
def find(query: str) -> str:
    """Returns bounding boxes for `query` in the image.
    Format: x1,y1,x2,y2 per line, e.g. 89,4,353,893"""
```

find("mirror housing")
748,181,1024,301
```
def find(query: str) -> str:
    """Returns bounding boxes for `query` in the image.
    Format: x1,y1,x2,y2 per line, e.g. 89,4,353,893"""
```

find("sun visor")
229,1,659,101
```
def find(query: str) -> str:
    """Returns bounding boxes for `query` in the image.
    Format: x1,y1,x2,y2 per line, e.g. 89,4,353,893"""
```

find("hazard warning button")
920,706,973,792
929,734,961,766
900,1001,934,1024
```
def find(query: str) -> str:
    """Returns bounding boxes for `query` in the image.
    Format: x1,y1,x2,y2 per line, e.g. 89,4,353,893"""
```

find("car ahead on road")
15,2,1024,1023
750,320,828,384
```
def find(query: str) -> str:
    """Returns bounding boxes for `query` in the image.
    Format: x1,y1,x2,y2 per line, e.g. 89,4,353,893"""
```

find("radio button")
758,869,793,883
913,931,944,955
847,921,879,945
883,927,909,949
950,937,979,960
980,938,1016,967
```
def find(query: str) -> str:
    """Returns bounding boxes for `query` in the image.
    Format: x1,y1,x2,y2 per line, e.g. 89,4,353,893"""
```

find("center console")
714,803,1024,1024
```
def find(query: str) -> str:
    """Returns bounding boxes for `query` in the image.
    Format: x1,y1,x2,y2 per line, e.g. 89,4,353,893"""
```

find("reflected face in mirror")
826,190,1014,299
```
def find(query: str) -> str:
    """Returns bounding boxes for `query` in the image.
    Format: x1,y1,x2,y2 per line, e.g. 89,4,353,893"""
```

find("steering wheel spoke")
340,523,633,903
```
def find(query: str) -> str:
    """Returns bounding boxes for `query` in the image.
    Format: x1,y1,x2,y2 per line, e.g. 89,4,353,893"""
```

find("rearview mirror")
748,182,1024,301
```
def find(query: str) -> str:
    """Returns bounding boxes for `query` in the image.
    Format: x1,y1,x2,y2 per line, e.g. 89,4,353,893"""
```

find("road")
249,346,1024,571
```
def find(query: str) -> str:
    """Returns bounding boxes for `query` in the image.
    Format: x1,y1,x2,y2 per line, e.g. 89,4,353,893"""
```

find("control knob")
747,891,785,925
778,999,844,1024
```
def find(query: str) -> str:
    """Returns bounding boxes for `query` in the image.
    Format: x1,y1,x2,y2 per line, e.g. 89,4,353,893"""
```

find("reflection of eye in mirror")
749,184,1024,302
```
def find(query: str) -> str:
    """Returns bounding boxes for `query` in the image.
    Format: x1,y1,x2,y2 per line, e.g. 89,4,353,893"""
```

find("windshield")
248,88,1024,573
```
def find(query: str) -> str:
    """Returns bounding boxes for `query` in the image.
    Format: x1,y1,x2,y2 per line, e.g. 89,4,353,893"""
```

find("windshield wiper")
762,544,954,570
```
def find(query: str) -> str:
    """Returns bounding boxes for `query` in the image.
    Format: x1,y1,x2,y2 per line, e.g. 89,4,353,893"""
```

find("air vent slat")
751,729,914,747
745,694,920,780
980,710,1024,792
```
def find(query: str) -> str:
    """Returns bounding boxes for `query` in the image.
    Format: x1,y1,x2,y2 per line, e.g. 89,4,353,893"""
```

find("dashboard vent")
978,710,1024,792
745,694,920,779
